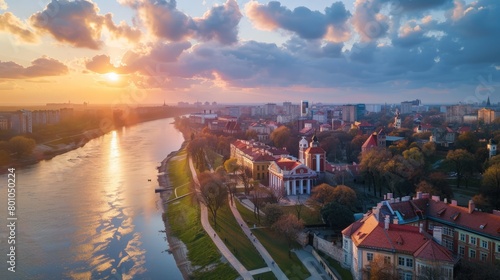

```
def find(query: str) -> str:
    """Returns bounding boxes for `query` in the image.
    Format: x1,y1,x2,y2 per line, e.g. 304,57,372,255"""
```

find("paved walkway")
228,197,288,280
188,157,254,280
293,248,330,280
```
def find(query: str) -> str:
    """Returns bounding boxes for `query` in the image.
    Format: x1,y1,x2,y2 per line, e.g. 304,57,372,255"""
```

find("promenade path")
188,157,253,280
228,198,288,280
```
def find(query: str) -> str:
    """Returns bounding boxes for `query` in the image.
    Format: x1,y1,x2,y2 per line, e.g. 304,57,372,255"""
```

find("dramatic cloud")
0,0,7,11
30,0,140,49
0,12,38,43
245,1,351,41
85,54,125,74
0,56,68,79
121,0,242,44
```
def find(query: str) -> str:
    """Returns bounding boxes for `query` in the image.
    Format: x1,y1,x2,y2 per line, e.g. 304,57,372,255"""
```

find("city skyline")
1,0,499,105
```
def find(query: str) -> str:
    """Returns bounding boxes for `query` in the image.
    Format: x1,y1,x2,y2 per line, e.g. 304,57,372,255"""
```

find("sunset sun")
106,72,119,81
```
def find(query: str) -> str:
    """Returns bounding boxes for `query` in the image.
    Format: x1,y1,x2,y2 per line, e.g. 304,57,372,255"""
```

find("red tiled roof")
275,158,302,170
348,215,452,262
362,133,377,149
414,239,454,262
305,146,325,154
427,200,500,239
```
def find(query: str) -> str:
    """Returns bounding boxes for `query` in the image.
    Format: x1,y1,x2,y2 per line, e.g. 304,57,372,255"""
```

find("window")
443,238,453,251
406,258,413,268
384,256,391,264
497,244,500,253
480,253,488,262
470,236,477,245
367,253,373,262
443,227,453,236
459,233,466,242
399,271,413,280
481,240,488,249
459,246,465,257
398,257,405,266
470,249,476,259
257,165,260,171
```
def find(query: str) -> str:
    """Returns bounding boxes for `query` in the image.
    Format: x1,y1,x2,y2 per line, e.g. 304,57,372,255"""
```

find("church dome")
299,136,308,148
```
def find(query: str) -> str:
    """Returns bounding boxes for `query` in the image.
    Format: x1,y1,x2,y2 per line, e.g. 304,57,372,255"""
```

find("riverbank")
158,142,193,279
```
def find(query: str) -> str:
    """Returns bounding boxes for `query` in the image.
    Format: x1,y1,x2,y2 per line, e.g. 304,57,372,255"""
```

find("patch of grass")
252,271,277,280
280,205,322,225
236,199,262,227
191,262,239,280
252,228,310,280
318,251,353,280
166,148,238,279
210,202,267,270
168,150,192,197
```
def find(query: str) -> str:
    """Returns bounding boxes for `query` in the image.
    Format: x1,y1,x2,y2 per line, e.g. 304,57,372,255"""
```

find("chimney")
384,215,390,230
444,198,448,204
395,197,400,203
468,200,475,214
388,193,393,199
422,193,430,199
416,191,422,199
393,218,399,224
451,200,458,206
372,207,380,221
432,195,440,202
493,210,500,216
419,223,423,233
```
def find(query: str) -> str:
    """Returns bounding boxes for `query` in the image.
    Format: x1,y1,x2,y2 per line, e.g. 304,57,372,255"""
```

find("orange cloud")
0,56,68,79
0,12,38,43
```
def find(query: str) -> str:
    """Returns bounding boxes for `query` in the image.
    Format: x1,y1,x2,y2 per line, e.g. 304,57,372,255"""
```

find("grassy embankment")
317,251,354,280
235,200,311,279
165,149,238,280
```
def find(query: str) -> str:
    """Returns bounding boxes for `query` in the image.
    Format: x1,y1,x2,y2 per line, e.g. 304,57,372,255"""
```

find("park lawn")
252,271,278,280
166,150,238,280
252,228,310,280
236,199,263,227
168,150,193,197
318,251,354,280
280,205,322,225
209,202,267,270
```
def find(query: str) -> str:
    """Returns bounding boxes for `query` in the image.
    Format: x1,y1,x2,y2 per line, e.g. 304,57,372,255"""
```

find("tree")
270,125,291,148
294,195,304,220
427,172,453,199
308,183,336,208
364,255,397,280
481,164,500,209
383,155,413,196
9,136,36,158
198,171,227,230
262,203,284,226
321,202,354,232
331,185,357,211
456,131,479,153
224,158,239,176
422,141,436,158
446,149,474,188
239,167,252,195
250,180,267,222
359,148,392,197
271,214,304,257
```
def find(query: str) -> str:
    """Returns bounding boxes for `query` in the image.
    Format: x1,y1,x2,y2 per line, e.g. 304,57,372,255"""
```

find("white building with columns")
268,157,317,196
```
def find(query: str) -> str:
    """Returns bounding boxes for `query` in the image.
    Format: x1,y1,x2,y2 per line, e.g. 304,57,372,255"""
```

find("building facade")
268,157,317,196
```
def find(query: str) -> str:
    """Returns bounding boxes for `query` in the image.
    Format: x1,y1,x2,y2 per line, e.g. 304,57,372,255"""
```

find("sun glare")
106,72,120,81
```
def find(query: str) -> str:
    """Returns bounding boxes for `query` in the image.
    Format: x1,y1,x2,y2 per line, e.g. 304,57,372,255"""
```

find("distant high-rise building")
445,105,474,123
264,103,277,116
478,108,497,124
301,100,309,117
342,105,357,123
10,110,32,134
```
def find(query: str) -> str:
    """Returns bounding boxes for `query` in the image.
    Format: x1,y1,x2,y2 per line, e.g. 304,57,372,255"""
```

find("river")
0,118,185,279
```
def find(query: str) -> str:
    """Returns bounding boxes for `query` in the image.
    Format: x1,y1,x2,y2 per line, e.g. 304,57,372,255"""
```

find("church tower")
488,139,497,159
299,136,308,164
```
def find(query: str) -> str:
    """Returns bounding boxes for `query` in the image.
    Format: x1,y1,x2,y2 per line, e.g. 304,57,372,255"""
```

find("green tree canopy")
321,202,354,232
270,125,291,148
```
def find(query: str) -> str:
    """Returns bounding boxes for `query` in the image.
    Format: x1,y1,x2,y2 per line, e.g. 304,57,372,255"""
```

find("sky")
0,0,499,106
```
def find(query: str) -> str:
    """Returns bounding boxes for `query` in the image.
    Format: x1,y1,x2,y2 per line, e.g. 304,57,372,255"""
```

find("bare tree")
198,171,227,230
294,195,304,221
272,214,304,257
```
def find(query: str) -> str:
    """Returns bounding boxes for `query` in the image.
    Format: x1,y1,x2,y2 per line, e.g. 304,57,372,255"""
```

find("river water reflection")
0,118,184,279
